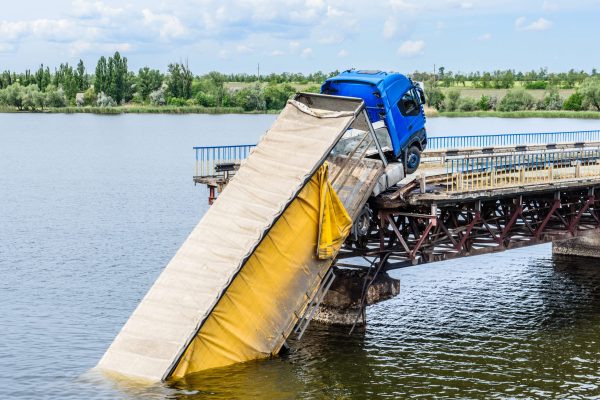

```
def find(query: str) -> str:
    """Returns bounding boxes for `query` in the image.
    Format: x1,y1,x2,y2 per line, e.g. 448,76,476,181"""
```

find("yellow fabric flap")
170,163,353,378
317,162,352,259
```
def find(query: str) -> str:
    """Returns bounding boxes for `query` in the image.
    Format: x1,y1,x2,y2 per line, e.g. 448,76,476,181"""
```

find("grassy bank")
437,110,600,119
53,105,247,114
1,105,599,119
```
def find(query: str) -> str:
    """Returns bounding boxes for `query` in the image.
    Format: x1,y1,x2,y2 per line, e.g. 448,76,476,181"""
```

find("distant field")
439,87,576,100
225,82,577,101
224,82,319,91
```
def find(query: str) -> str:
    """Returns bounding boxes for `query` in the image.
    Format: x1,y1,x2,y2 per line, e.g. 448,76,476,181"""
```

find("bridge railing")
194,144,255,177
194,131,600,177
427,130,600,150
445,147,600,192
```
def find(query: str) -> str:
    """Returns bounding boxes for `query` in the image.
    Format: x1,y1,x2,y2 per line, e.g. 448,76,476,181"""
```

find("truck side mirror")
417,87,426,105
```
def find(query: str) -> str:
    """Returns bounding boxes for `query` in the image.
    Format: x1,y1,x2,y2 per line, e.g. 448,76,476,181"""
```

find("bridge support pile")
553,235,600,258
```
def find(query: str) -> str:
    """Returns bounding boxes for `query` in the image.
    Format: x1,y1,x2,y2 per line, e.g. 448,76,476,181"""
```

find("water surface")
1,114,599,399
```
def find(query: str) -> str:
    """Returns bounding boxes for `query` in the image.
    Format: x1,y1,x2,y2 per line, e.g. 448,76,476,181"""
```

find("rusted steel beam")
456,211,480,252
534,199,561,238
385,214,411,254
498,203,523,246
410,218,435,260
568,195,595,233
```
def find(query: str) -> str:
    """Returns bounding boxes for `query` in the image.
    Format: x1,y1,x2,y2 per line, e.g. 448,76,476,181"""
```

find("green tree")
539,87,562,110
263,83,296,110
45,85,67,107
83,87,97,106
137,67,163,101
425,84,445,109
477,95,492,111
444,89,461,111
53,63,77,101
497,89,535,111
34,64,51,91
4,83,23,109
95,56,108,94
21,84,44,110
457,97,478,111
108,52,128,104
563,92,583,111
75,59,88,92
235,83,266,111
167,62,193,99
579,77,600,111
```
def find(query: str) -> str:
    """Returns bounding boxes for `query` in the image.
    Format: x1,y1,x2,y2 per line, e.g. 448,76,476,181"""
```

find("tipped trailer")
98,93,392,381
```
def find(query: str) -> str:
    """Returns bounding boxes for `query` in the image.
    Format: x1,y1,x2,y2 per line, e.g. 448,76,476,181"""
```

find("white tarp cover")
97,100,357,382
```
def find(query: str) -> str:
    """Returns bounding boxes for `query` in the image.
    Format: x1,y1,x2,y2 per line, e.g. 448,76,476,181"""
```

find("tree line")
0,52,323,111
426,79,600,113
0,54,598,112
413,67,598,89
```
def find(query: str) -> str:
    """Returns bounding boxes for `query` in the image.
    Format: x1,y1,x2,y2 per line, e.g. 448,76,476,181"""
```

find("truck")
321,69,427,174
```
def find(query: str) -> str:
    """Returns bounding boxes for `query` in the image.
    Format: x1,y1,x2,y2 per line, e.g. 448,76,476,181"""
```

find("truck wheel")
405,146,421,174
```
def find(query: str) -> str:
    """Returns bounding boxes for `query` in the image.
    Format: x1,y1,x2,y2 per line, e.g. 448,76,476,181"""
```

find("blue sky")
0,0,598,75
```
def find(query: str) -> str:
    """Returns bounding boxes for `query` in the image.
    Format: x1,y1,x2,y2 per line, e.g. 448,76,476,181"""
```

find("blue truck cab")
321,70,427,173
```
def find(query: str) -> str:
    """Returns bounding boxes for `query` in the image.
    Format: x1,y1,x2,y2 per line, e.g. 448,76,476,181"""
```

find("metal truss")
336,187,600,270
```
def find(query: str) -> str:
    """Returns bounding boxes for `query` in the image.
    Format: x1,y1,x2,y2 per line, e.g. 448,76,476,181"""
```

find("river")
1,114,599,399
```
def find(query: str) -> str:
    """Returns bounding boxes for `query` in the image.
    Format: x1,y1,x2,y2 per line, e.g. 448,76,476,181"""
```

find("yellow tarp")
170,163,351,377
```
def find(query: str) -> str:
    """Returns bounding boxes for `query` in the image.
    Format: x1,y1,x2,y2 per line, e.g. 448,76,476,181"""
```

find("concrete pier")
553,235,600,259
313,268,400,326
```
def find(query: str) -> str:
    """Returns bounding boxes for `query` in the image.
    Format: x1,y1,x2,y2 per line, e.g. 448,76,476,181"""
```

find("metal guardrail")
194,144,255,176
444,148,600,192
194,131,600,177
427,130,600,150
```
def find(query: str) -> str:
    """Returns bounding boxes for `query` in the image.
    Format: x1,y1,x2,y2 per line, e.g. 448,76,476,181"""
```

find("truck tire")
405,146,421,174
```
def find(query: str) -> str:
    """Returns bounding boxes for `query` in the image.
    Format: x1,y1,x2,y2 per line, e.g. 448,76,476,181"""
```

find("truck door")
384,85,422,157
396,87,423,138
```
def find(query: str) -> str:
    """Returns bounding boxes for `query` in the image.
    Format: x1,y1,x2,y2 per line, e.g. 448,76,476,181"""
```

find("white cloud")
542,1,559,11
318,34,344,45
269,50,284,56
142,9,187,39
398,39,425,56
0,18,76,42
72,0,124,18
477,33,492,41
383,18,397,39
236,44,254,54
300,47,313,58
289,41,301,53
0,42,15,53
326,6,345,17
388,0,421,13
337,49,349,57
218,49,229,59
69,40,131,56
516,16,553,31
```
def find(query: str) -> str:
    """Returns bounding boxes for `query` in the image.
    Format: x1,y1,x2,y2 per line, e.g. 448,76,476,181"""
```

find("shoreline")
0,106,599,119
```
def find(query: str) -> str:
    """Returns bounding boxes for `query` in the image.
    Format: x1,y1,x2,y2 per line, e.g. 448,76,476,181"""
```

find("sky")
0,0,598,75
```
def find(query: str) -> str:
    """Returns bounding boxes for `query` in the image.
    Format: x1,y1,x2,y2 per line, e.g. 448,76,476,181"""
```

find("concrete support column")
553,234,600,258
313,267,400,326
